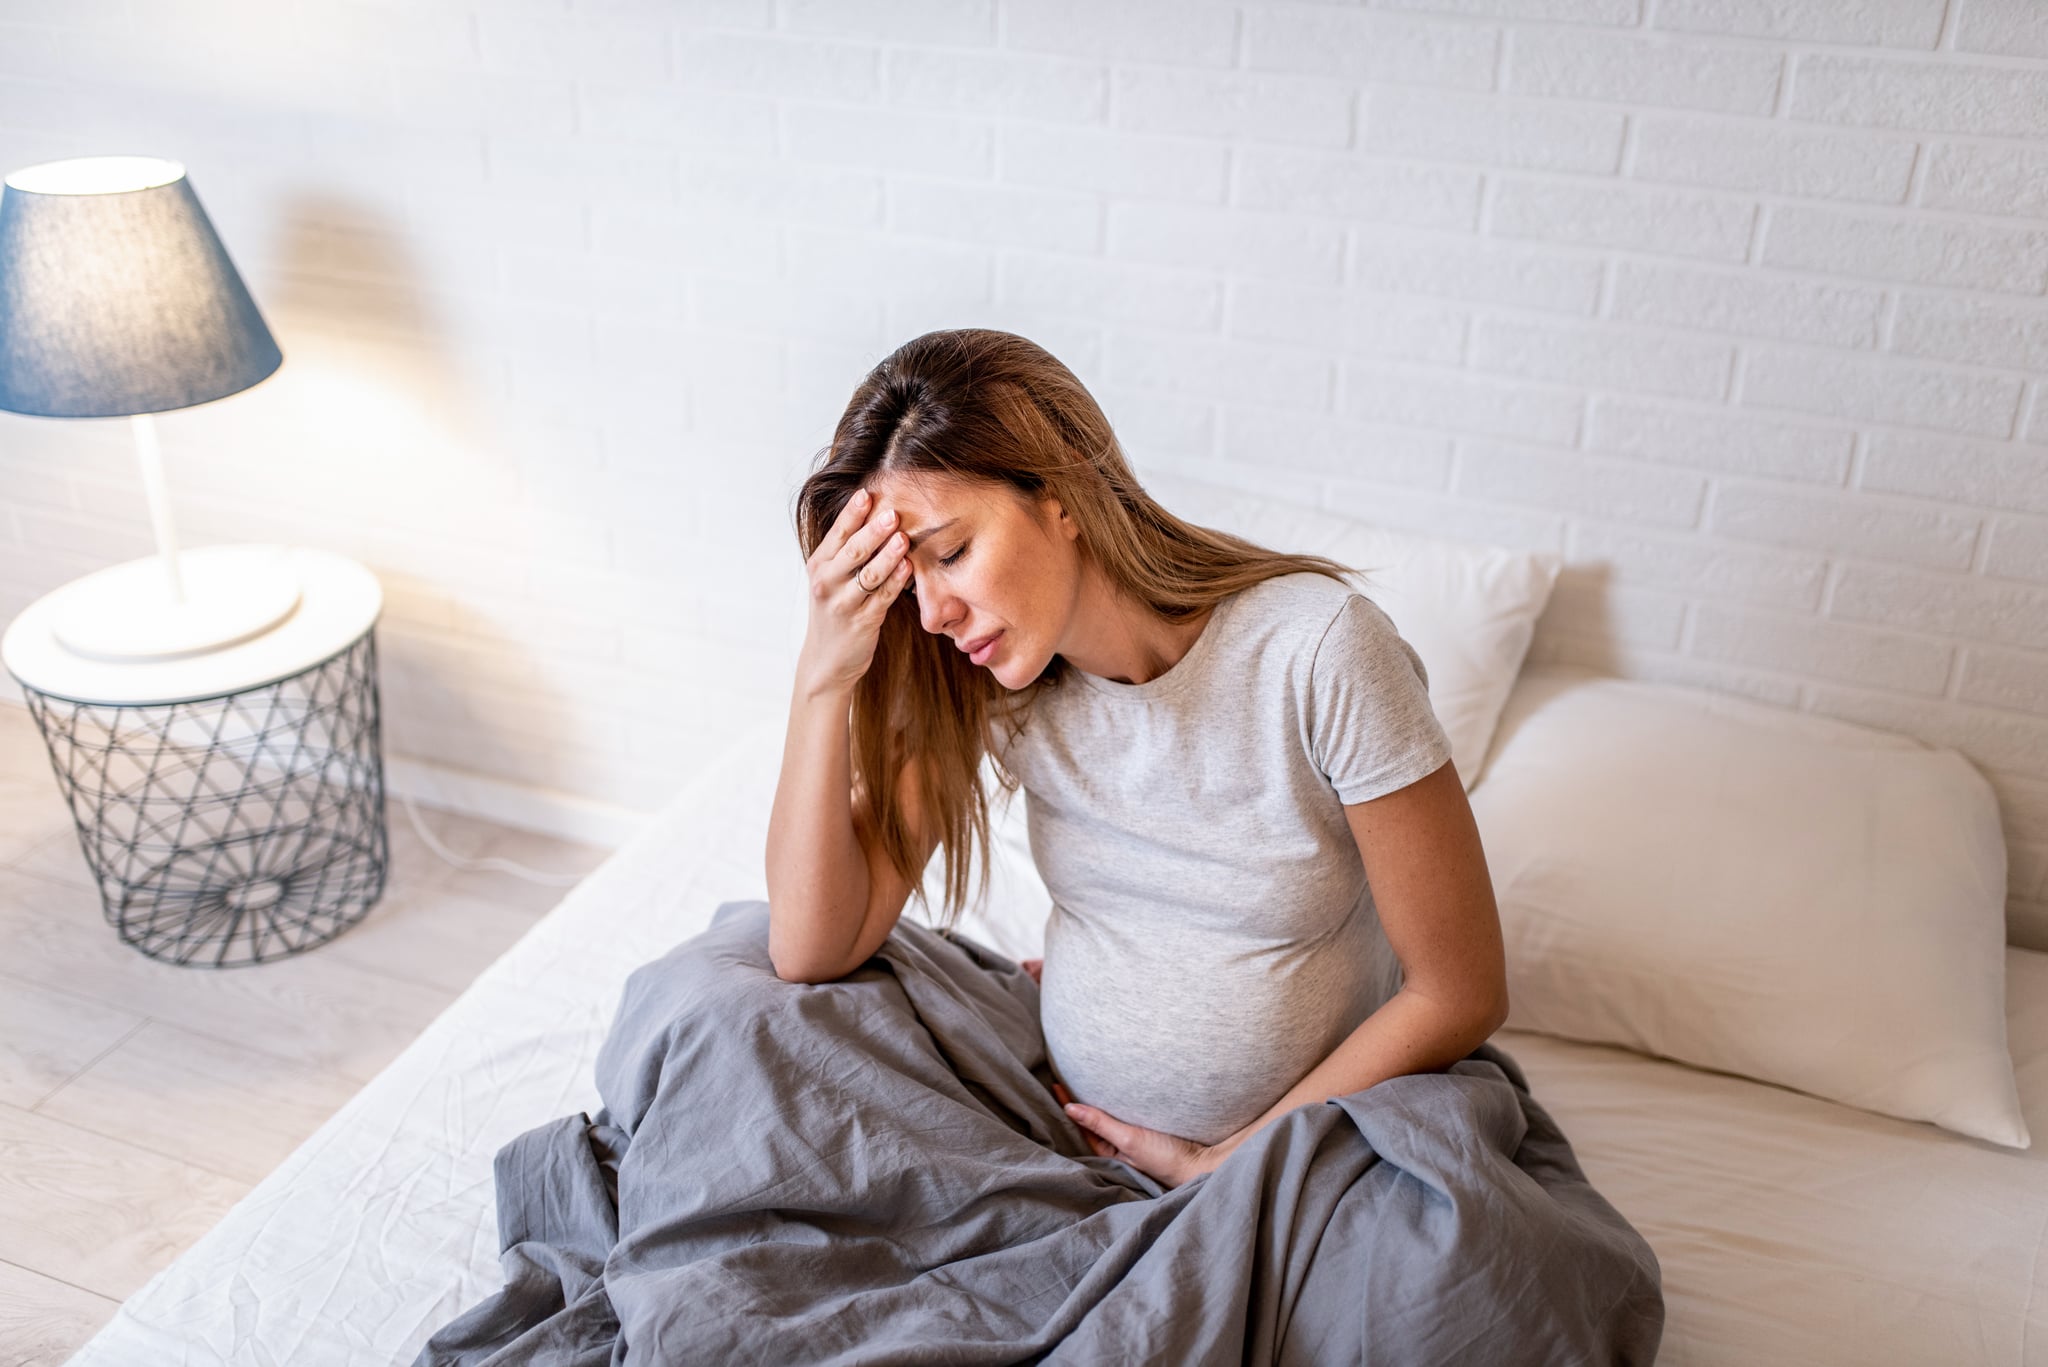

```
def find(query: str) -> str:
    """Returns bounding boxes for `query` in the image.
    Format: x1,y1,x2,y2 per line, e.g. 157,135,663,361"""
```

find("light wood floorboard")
0,702,617,1363
0,1263,116,1367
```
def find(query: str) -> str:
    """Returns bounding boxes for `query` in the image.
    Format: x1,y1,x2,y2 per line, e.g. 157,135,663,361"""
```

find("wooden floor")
0,701,618,1365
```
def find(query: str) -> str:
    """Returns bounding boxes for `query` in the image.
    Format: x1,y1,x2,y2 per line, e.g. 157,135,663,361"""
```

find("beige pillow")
1469,664,2028,1149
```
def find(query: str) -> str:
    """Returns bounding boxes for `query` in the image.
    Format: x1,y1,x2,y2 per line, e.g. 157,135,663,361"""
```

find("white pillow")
1139,473,1562,792
1470,663,2029,1149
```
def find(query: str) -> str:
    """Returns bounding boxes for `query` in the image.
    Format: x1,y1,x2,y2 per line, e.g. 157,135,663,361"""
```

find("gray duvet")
415,899,1664,1365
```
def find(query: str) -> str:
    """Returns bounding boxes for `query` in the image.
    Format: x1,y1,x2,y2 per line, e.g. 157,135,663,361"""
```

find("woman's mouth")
967,631,1003,666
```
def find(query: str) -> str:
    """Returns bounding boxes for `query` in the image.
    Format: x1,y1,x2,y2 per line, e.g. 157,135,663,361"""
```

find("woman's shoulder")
1225,571,1430,699
1229,569,1372,642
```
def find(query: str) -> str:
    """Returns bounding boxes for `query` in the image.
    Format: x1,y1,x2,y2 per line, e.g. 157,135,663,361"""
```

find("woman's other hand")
1052,1080,1095,1150
796,486,915,698
1052,1081,1232,1190
1022,957,1043,985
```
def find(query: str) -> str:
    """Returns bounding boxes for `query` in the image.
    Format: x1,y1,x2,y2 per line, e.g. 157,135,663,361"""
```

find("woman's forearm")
1213,987,1505,1157
762,677,872,981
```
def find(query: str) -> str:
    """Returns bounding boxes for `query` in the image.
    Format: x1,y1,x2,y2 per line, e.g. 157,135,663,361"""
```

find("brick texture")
2,0,2046,938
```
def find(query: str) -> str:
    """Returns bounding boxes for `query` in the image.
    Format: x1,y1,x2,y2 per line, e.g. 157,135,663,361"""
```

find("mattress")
66,717,2048,1365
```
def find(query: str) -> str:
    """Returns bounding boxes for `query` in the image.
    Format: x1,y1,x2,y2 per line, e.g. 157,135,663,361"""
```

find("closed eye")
906,545,964,598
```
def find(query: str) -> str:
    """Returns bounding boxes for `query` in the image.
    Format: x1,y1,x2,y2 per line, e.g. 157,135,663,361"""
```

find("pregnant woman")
419,325,1662,1361
765,326,1509,1191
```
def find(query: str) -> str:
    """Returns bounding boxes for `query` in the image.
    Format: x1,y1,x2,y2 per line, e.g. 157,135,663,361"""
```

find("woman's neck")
1062,574,1215,686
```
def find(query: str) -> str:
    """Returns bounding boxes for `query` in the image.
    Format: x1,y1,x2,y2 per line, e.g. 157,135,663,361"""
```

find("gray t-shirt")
997,570,1455,1148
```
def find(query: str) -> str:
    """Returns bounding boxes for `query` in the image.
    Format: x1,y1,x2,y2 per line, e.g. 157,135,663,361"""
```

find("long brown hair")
792,328,1376,935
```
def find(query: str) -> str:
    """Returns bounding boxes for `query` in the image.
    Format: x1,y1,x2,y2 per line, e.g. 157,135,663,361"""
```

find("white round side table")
1,545,390,967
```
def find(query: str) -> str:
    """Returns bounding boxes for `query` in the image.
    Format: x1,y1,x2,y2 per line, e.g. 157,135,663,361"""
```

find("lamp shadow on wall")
179,190,612,809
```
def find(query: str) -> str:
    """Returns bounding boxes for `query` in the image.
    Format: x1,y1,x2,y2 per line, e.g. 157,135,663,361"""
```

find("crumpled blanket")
415,899,1664,1365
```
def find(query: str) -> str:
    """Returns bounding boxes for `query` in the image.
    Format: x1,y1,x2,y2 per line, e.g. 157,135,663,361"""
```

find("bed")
64,699,2048,1366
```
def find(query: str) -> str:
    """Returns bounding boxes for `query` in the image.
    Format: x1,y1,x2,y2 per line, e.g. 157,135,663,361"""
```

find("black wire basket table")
3,546,390,967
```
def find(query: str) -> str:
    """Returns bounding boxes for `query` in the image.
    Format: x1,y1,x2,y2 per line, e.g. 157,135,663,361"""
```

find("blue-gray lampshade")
0,155,282,419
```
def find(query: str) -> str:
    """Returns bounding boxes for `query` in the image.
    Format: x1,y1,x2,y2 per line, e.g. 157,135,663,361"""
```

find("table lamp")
0,153,293,663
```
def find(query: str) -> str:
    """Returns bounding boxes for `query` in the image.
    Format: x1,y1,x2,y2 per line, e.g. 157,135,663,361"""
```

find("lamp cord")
394,788,594,888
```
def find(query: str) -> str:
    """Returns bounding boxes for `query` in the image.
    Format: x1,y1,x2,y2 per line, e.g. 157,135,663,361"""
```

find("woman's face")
864,471,1082,690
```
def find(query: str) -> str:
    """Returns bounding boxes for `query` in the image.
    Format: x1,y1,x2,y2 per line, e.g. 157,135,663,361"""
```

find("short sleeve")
1308,594,1455,804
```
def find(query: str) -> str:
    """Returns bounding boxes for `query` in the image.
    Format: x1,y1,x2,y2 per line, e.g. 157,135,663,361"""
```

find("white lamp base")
47,544,303,663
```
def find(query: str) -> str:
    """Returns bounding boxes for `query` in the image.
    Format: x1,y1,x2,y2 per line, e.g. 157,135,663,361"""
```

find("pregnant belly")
1038,908,1379,1149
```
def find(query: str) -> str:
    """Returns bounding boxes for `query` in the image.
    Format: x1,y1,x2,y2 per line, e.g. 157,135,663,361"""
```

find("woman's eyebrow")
901,517,958,551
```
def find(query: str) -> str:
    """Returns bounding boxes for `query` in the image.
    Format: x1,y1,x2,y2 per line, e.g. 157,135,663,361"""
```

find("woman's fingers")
813,489,907,594
853,536,912,602
859,524,908,586
840,522,914,609
794,488,912,696
816,487,874,561
834,504,899,581
837,515,896,579
1053,1082,1112,1156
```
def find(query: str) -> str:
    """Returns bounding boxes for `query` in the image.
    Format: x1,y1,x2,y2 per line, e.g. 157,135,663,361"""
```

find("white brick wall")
1,0,2046,939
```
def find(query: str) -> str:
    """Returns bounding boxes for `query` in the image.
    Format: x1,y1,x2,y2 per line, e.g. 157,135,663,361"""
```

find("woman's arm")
1212,755,1509,1159
763,678,870,981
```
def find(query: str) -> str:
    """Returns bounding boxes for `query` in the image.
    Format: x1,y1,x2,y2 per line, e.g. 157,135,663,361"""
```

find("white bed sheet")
67,718,2048,1365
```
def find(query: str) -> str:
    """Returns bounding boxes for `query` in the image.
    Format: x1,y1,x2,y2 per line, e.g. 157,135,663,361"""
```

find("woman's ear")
1038,493,1079,542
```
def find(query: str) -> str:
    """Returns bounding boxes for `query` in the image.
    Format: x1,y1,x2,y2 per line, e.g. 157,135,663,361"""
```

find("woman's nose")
916,582,957,637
